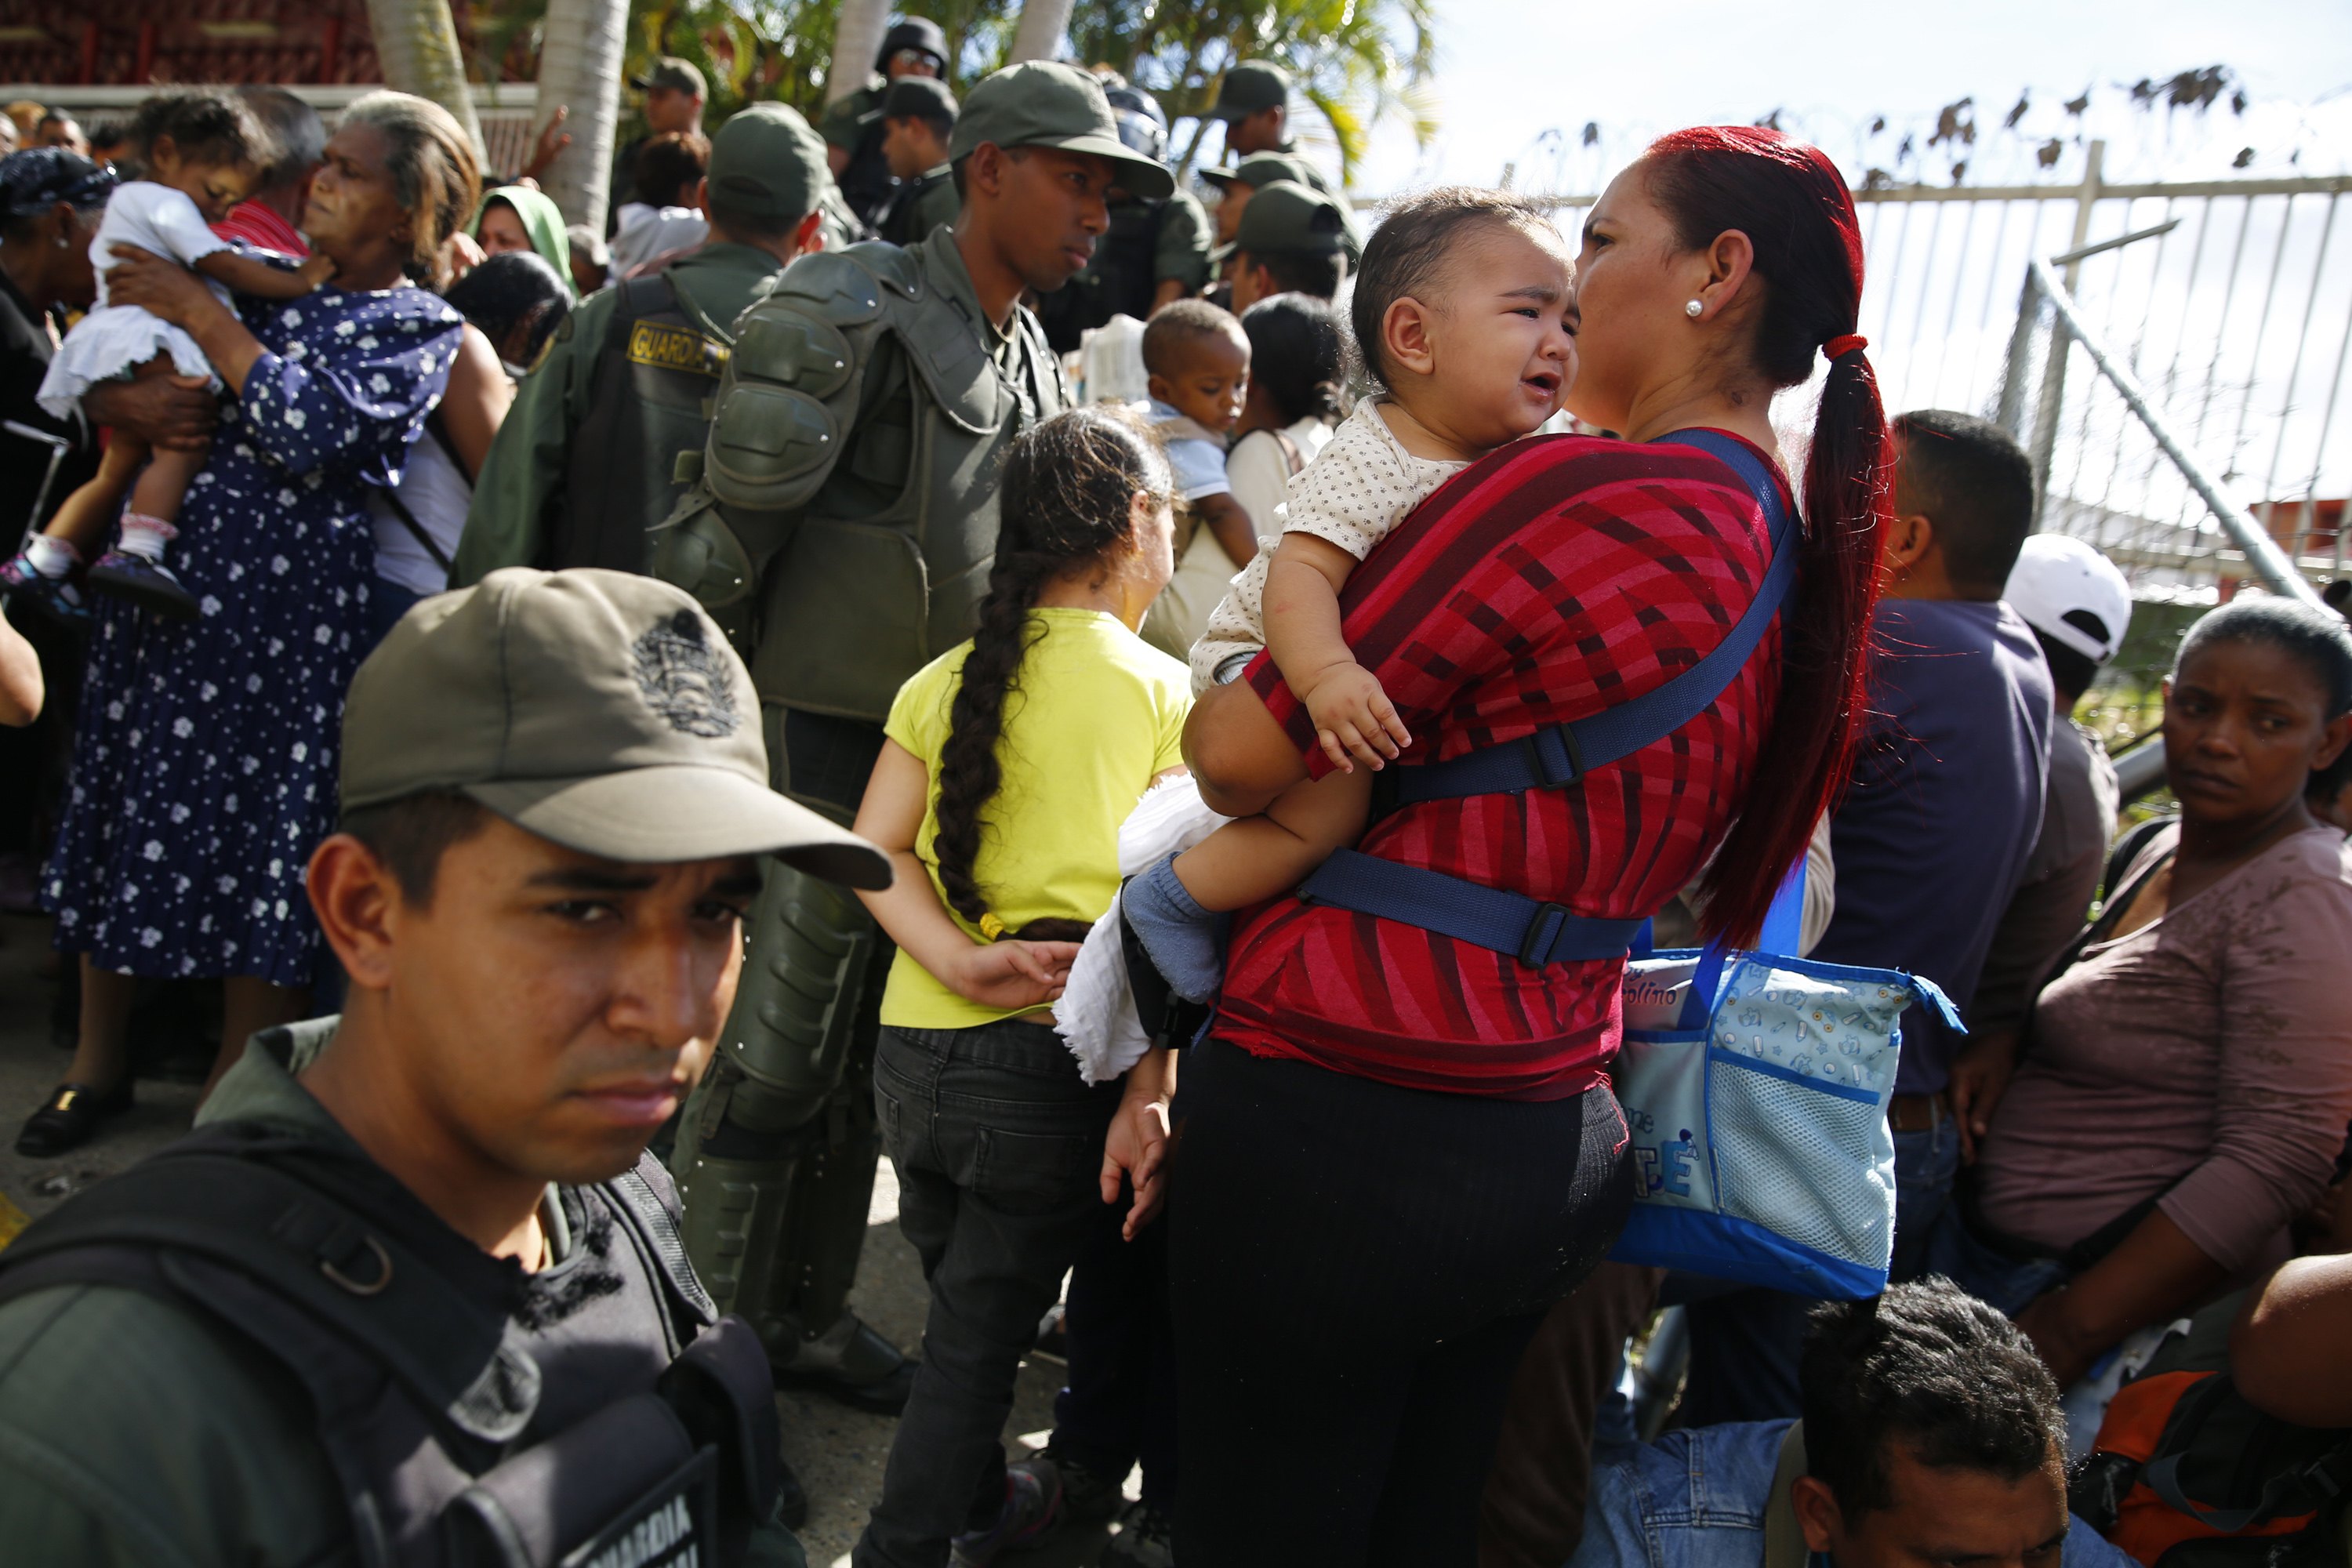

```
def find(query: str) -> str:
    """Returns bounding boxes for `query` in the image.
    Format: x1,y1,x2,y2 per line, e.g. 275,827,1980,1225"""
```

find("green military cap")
1210,60,1290,122
342,568,891,887
706,103,830,225
630,56,707,97
877,75,958,125
1200,151,1319,191
1216,177,1349,260
949,60,1174,201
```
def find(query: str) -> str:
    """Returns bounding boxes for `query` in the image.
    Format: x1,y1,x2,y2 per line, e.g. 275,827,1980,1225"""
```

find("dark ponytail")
931,406,1176,927
1644,125,1889,946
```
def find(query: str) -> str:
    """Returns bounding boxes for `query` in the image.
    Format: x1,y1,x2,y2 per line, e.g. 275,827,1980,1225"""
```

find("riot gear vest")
555,267,738,574
655,233,1064,725
0,1121,782,1568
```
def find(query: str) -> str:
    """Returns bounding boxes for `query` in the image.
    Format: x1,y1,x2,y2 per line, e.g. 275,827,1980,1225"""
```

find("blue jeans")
855,1020,1125,1568
1676,1109,1963,1425
1920,1201,2074,1314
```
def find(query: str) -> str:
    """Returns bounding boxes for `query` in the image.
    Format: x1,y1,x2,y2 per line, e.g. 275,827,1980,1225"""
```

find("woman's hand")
943,938,1080,1011
1101,1046,1174,1239
103,245,230,332
1947,1029,2020,1164
441,230,486,285
82,372,216,452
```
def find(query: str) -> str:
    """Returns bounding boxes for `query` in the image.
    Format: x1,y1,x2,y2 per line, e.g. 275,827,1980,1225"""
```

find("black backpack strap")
0,1135,518,1430
2143,1374,2352,1534
1298,429,1795,966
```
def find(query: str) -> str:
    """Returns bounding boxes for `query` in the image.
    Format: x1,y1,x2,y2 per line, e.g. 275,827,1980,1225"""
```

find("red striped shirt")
211,201,308,257
1219,432,1788,1100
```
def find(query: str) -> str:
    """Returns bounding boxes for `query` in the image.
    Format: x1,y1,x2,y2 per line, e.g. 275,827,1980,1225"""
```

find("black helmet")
1103,82,1167,161
877,18,948,73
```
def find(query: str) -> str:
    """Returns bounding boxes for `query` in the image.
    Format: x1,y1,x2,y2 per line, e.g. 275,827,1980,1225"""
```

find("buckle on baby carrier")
1517,902,1580,967
1523,726,1585,789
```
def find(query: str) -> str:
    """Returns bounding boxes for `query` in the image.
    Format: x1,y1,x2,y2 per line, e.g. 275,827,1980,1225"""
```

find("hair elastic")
1823,333,1869,361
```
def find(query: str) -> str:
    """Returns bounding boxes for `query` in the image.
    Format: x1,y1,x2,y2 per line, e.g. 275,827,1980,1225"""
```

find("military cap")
949,60,1173,201
878,75,958,125
343,569,890,887
878,17,949,72
1210,60,1290,122
706,103,830,226
630,56,707,98
1200,151,1319,191
1216,177,1349,260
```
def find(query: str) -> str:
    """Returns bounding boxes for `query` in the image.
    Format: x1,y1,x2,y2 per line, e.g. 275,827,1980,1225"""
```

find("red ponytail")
1643,126,1889,946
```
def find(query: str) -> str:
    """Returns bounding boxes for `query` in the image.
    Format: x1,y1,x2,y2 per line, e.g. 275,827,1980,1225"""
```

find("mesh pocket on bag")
1708,1054,1893,1266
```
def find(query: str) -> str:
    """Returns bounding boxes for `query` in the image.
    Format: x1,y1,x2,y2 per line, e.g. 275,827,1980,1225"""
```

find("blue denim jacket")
1566,1420,2140,1568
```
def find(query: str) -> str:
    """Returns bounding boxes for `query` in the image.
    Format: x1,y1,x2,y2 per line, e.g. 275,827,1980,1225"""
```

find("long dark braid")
931,406,1174,926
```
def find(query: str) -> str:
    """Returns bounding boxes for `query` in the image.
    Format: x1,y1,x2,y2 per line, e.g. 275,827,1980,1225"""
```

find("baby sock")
22,535,79,579
115,513,177,563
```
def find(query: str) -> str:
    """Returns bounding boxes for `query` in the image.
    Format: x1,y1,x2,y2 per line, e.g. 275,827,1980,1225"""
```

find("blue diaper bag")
1606,867,1959,1299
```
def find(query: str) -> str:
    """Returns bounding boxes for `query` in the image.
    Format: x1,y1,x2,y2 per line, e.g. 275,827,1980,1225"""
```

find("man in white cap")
1950,532,2133,1160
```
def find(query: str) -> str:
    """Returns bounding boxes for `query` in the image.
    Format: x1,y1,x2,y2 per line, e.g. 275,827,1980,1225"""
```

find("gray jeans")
855,1019,1124,1568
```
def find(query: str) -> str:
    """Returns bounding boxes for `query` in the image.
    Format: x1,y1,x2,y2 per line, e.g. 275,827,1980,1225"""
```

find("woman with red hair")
1165,126,1889,1563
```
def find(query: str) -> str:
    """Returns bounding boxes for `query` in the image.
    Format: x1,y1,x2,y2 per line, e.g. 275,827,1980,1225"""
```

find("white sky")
1284,0,2352,196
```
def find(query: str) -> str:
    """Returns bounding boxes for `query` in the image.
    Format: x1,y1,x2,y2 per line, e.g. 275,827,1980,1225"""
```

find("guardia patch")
632,610,740,738
627,320,728,378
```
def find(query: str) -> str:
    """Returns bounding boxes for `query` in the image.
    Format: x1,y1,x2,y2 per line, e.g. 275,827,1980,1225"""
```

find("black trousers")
1050,1203,1178,1510
1167,1040,1633,1567
856,1021,1124,1568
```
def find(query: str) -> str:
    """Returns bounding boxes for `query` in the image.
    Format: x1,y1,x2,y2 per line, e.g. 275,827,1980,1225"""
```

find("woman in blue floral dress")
20,93,481,1153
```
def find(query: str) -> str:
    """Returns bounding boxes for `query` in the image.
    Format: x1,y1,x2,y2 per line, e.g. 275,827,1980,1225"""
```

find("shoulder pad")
842,239,924,300
769,249,887,326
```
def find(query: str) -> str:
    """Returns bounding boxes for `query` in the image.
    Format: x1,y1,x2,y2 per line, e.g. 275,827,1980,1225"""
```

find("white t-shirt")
367,428,471,596
89,182,232,310
609,205,708,278
1189,397,1465,693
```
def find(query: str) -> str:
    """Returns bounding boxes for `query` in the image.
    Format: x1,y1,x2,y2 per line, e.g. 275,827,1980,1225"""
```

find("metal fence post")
2025,140,2107,522
1995,268,2045,438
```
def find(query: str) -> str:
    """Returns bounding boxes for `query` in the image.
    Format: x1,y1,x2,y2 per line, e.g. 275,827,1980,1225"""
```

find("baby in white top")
11,89,331,622
1158,189,1580,927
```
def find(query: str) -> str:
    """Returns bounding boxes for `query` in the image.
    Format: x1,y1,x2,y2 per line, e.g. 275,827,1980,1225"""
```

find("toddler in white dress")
5,89,331,621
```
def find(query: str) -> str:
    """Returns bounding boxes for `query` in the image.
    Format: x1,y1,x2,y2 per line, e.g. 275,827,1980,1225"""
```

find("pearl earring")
1684,299,1704,318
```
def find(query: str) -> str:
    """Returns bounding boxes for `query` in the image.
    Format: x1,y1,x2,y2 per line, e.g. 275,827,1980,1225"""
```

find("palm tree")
538,0,633,230
365,0,488,161
829,0,894,106
1007,0,1073,64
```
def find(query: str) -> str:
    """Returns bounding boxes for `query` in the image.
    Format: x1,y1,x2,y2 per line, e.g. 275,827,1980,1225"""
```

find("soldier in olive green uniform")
0,568,895,1566
1202,148,1363,263
873,76,960,248
822,17,949,230
454,105,832,583
1216,176,1352,313
1207,60,1338,194
652,61,1172,1413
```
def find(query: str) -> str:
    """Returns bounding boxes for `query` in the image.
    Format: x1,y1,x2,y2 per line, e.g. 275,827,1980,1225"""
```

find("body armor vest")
657,240,1057,724
0,1123,780,1567
556,269,737,574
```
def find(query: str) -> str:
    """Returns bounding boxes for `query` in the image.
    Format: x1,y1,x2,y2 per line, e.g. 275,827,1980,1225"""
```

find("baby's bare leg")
1171,767,1373,913
127,442,210,526
38,435,148,557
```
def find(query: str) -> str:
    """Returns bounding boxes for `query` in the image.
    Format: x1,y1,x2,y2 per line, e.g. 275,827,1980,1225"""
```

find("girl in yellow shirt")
849,407,1192,1563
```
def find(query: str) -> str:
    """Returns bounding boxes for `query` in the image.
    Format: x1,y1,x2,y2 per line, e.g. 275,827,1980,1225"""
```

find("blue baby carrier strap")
1298,429,1796,966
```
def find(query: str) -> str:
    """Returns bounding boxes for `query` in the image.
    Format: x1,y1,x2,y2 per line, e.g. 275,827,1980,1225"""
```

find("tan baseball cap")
341,569,890,889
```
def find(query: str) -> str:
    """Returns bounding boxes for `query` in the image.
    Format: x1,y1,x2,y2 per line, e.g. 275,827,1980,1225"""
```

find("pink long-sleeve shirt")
1975,823,2352,1272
